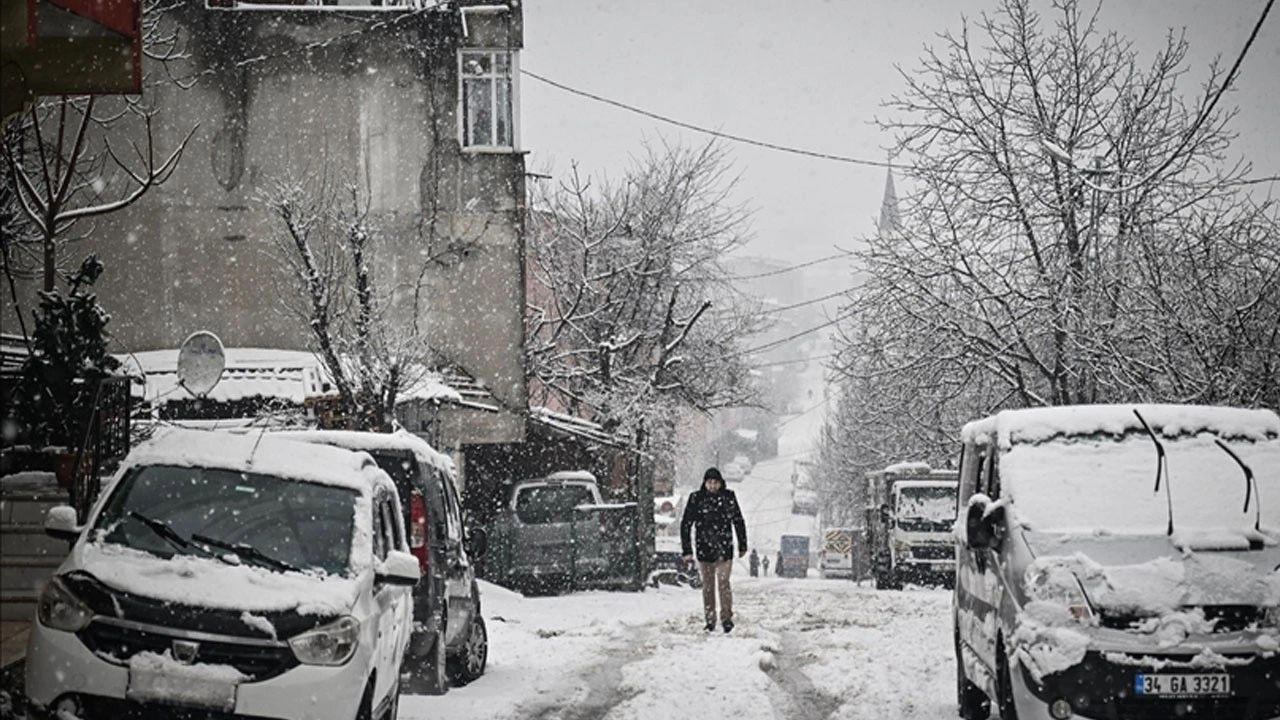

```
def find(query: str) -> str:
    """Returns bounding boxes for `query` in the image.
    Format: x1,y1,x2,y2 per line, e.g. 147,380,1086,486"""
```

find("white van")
24,428,419,720
953,404,1280,720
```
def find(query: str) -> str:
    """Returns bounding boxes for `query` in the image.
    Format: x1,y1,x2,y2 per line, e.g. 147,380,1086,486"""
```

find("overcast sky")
520,0,1280,268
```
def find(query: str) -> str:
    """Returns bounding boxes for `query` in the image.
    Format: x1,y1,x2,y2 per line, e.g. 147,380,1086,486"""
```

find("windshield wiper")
1133,409,1176,536
1213,438,1262,533
192,534,299,573
129,511,225,562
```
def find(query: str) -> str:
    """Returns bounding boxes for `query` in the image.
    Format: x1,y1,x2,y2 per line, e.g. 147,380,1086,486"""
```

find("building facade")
6,0,528,448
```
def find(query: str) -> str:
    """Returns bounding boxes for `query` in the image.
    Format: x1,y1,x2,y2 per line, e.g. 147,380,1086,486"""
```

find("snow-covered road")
400,355,962,719
400,578,957,720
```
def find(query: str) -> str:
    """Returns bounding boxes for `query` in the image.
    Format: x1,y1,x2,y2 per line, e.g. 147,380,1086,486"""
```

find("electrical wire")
522,69,899,170
757,289,850,316
726,252,854,281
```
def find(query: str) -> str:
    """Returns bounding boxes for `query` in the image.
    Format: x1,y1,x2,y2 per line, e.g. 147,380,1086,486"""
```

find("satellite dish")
177,331,226,398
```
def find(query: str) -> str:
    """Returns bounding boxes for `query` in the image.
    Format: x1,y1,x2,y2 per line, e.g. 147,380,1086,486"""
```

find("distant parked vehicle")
490,471,608,594
777,534,810,578
791,488,819,515
819,528,857,579
649,535,701,589
25,428,418,720
721,462,746,482
865,462,957,590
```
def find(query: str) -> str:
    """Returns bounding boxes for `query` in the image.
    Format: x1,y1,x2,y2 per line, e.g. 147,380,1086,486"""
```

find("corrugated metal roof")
116,348,461,407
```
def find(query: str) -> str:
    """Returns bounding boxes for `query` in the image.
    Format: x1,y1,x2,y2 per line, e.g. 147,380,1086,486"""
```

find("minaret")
876,168,901,238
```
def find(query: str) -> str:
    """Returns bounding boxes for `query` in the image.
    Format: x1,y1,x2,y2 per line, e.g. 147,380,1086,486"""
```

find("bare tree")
1,0,194,296
832,0,1276,420
260,169,490,431
817,0,1278,515
526,139,765,462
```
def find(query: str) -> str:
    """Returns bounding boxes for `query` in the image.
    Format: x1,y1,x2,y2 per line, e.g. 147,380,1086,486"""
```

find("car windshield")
896,486,955,532
514,484,597,524
1002,432,1280,535
93,464,359,576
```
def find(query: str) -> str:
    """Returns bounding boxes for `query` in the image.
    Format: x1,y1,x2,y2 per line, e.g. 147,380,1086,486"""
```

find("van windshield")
896,486,956,532
94,465,359,576
1002,433,1280,535
514,484,597,524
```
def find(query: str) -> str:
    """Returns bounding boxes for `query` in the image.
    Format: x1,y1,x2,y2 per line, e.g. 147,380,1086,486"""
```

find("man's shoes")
704,621,715,632
722,620,734,633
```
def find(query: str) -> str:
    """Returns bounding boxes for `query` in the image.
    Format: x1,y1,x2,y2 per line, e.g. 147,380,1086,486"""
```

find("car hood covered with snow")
68,539,365,618
1023,530,1280,614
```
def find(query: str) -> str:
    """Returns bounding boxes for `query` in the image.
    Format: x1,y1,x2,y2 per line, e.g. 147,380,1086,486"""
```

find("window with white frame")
460,49,515,149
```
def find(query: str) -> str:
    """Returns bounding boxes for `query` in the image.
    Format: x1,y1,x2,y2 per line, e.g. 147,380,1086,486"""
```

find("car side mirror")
965,501,1005,550
878,504,891,523
376,550,421,587
45,505,81,542
467,527,488,559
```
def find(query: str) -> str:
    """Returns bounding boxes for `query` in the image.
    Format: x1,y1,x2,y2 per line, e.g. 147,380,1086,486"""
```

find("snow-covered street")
405,395,958,720
403,579,955,720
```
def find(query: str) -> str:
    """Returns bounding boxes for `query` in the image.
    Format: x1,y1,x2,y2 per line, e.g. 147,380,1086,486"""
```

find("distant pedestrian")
761,555,770,576
748,548,760,577
776,550,783,577
681,467,748,633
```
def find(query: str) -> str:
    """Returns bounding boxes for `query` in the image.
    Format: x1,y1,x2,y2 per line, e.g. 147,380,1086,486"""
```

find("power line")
759,289,849,316
522,69,900,170
749,353,836,370
736,306,857,358
524,63,1280,187
726,252,853,281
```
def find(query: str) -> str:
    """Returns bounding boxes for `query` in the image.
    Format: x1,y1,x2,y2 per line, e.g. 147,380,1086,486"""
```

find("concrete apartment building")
7,0,529,448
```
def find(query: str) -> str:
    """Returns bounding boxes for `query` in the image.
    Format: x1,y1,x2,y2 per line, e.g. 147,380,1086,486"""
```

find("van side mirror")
878,504,891,524
45,505,81,542
467,527,488,559
376,550,421,587
965,501,1005,550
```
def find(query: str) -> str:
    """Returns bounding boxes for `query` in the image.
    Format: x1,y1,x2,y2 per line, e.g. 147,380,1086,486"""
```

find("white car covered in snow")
953,404,1280,720
24,427,419,720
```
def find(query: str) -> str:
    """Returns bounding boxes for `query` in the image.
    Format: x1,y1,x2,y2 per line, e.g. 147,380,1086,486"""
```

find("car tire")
380,677,401,720
447,613,488,685
955,632,990,719
355,681,375,720
996,641,1019,720
403,626,449,696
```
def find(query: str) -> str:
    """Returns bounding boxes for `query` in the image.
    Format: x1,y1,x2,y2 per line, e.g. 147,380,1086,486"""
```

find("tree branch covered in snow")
1,0,195,305
526,139,765,456
260,171,477,431
817,0,1278,503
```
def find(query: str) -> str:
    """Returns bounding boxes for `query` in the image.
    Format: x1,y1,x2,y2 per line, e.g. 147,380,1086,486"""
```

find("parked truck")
865,462,958,590
776,534,810,578
818,527,857,579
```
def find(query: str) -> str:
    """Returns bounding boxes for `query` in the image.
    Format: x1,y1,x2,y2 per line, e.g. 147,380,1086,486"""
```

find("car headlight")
1028,567,1095,623
289,616,360,666
1263,606,1280,629
38,576,93,632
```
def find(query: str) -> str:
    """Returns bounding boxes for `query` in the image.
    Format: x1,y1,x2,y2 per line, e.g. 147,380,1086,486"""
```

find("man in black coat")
680,467,747,632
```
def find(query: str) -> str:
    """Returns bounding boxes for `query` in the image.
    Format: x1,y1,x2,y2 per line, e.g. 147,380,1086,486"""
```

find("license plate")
1134,673,1232,697
127,665,238,711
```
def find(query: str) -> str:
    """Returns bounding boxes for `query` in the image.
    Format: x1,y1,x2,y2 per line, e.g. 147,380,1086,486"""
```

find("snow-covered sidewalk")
402,578,956,720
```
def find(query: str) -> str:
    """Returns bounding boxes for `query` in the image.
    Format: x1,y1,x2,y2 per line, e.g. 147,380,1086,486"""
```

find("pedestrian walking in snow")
748,548,760,577
681,467,748,632
761,554,770,576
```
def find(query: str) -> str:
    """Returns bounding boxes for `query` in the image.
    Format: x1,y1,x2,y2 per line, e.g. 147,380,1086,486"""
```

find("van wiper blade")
193,534,299,572
1133,410,1175,536
1213,438,1262,532
129,511,225,562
